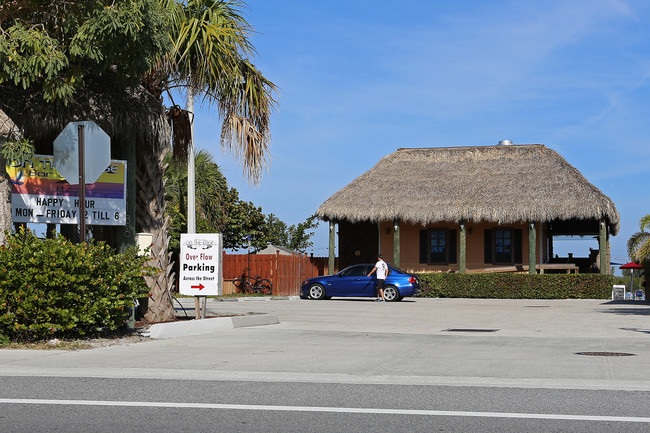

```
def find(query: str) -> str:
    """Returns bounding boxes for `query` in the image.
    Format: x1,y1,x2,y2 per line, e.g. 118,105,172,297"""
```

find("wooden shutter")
448,229,457,264
514,229,523,263
419,230,428,264
484,229,492,264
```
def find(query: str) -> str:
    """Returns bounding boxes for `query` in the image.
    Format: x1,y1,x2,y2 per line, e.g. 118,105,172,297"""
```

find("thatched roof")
316,144,620,235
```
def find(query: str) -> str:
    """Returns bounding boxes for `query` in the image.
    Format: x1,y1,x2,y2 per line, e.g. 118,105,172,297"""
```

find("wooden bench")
466,266,525,274
535,263,579,274
465,264,578,274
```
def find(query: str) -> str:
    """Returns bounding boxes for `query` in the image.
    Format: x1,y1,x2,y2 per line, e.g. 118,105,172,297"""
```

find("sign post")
77,124,86,241
53,121,111,242
179,233,223,319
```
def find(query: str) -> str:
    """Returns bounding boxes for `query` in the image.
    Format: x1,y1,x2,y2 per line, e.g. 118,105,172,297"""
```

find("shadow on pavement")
598,300,650,316
620,327,650,334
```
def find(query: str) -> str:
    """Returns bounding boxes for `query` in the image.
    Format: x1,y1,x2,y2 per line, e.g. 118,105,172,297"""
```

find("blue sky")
192,0,650,267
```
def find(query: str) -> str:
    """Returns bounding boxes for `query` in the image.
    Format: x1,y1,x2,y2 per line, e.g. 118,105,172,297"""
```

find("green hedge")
0,228,154,343
418,273,617,299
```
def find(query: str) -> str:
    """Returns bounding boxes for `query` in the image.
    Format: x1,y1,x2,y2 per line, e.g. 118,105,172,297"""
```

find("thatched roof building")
317,144,619,235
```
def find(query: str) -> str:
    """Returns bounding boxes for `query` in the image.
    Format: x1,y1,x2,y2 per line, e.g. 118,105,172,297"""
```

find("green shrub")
0,228,155,342
418,273,615,299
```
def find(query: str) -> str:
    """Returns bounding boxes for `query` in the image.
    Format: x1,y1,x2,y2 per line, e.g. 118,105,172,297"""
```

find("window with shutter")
484,228,523,265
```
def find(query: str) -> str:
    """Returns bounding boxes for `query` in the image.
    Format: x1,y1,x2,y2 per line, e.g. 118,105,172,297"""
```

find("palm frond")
162,0,276,184
221,112,268,183
627,232,650,261
640,215,650,233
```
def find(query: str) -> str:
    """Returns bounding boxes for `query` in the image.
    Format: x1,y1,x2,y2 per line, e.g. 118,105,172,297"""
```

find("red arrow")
191,284,205,290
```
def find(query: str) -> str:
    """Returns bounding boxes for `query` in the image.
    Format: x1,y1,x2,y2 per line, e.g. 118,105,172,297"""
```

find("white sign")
179,233,223,296
8,155,127,226
612,285,626,301
53,121,111,185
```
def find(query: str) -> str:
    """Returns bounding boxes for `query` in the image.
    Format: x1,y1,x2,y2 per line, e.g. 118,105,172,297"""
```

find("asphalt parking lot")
1,297,649,391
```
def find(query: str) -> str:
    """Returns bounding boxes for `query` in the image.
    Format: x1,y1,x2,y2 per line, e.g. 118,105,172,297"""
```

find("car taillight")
409,276,416,284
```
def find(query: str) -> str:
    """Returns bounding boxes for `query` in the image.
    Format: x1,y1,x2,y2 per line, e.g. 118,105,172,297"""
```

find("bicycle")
233,268,273,295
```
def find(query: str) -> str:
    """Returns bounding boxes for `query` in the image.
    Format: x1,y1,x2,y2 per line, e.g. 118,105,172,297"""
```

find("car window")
341,265,368,277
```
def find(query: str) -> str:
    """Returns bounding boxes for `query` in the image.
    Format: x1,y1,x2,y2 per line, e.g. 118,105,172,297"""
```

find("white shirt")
375,260,388,279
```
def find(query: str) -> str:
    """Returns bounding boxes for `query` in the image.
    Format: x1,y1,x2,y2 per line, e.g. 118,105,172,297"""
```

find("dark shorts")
377,279,385,290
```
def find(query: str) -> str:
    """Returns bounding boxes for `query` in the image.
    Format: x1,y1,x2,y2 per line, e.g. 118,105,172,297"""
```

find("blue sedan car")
301,264,420,302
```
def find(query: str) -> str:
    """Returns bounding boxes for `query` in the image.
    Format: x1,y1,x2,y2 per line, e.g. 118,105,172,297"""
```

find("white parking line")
1,399,649,423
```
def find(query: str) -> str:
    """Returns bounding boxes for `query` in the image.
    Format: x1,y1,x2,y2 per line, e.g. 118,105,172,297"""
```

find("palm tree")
627,215,650,276
0,111,20,246
139,0,276,321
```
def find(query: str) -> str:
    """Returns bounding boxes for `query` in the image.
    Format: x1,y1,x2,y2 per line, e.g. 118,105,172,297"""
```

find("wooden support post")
328,221,336,274
195,296,201,320
599,219,608,274
459,221,467,274
529,222,537,274
393,219,400,268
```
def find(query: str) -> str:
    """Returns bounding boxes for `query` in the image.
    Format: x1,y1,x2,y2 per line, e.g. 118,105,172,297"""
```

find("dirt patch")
2,314,246,350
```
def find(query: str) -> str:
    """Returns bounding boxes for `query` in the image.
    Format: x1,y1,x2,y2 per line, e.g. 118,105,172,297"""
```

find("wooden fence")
222,252,335,296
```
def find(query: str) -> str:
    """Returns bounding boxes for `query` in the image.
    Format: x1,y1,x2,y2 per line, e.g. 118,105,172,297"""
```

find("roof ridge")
397,144,545,151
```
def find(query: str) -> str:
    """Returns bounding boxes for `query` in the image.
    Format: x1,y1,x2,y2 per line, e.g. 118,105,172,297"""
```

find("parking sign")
179,233,223,296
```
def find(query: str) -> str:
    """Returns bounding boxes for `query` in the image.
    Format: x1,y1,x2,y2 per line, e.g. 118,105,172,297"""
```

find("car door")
332,265,372,296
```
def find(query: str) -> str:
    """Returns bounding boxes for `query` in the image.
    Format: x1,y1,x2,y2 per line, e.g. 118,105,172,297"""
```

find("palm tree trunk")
0,154,11,246
0,110,17,246
137,146,175,322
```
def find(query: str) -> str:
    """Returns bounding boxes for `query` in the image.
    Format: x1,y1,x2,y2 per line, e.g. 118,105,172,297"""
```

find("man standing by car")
368,254,388,301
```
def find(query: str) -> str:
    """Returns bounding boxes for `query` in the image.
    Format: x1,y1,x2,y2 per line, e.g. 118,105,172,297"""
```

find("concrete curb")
213,296,301,302
145,313,279,339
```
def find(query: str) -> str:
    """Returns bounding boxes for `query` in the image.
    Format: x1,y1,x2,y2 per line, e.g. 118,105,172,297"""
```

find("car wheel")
308,283,326,300
383,285,400,302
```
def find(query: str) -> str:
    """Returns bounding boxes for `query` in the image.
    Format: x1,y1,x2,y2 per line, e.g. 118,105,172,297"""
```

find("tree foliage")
164,150,319,252
0,0,171,102
263,213,319,253
627,214,650,277
164,149,228,249
221,187,266,250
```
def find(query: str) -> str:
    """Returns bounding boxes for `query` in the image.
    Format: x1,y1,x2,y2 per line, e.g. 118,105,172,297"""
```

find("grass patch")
0,340,92,350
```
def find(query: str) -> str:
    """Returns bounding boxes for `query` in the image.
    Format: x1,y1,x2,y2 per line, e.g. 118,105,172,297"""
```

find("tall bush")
418,273,615,299
0,229,154,342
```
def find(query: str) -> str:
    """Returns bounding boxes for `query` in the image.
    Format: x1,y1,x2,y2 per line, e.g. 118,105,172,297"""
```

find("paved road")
1,376,649,432
1,298,649,431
